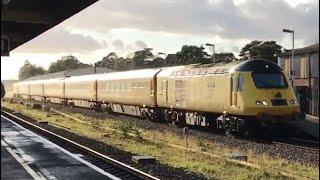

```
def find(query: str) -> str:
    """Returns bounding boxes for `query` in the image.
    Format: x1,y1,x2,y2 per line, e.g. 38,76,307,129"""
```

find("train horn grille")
271,99,288,106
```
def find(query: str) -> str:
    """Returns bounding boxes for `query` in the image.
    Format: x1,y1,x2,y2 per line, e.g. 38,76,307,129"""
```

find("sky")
1,0,319,80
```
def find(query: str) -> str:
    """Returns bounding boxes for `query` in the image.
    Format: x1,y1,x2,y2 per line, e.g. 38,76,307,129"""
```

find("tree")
214,52,237,63
150,57,165,68
132,49,154,69
95,52,118,69
114,57,131,71
18,60,46,80
176,45,210,65
48,55,91,73
239,41,282,63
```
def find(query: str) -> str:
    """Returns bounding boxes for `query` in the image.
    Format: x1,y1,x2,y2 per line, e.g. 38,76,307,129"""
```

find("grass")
2,101,319,180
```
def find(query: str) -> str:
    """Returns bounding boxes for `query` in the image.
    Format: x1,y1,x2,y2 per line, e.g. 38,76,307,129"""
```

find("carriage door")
230,75,238,107
161,80,168,104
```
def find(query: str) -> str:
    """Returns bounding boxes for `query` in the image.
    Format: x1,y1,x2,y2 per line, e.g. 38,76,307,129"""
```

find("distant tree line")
18,40,283,80
18,56,92,80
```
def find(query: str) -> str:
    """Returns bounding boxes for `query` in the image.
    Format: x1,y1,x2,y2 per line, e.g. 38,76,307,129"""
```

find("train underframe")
12,95,276,136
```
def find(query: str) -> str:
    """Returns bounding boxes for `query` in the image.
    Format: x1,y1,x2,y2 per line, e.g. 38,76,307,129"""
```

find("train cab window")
237,74,244,92
252,72,288,88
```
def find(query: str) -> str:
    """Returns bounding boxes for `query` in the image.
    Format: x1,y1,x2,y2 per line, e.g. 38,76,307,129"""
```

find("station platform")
1,115,119,180
287,114,319,138
2,142,34,180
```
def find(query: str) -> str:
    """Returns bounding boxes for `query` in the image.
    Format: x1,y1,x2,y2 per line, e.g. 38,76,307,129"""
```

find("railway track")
1,110,160,180
3,103,319,168
272,138,319,153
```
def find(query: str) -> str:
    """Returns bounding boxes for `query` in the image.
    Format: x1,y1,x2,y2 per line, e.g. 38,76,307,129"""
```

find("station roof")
1,0,99,52
280,43,319,57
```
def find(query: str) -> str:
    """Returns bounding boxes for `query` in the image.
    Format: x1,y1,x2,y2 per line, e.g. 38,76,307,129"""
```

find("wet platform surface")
1,143,34,180
1,115,118,180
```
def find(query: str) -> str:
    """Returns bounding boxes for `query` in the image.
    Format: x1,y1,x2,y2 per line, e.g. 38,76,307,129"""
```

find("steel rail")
272,140,319,153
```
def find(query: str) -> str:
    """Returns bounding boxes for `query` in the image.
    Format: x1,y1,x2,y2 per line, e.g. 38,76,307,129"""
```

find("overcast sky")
1,0,319,80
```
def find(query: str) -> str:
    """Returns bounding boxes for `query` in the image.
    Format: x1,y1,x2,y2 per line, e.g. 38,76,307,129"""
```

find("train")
12,59,303,135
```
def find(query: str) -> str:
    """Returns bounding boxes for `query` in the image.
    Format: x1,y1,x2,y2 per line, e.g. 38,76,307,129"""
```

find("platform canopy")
1,0,99,56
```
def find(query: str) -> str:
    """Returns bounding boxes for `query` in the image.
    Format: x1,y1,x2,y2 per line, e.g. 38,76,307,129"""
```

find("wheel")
239,119,262,139
68,102,75,107
62,101,67,106
176,113,186,127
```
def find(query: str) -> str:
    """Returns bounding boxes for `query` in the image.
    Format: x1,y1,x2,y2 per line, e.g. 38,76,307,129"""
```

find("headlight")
289,99,297,105
256,100,268,106
262,101,269,106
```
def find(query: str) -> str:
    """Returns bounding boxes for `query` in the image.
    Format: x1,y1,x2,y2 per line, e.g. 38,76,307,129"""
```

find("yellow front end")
231,72,300,120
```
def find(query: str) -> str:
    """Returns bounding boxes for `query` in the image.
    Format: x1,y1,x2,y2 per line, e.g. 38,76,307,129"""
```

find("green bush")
118,121,130,138
196,137,207,151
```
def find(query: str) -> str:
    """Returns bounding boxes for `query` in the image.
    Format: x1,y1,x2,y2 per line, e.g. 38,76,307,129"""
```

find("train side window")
237,74,244,92
116,82,120,91
121,82,126,91
105,82,108,91
161,80,167,92
127,83,132,91
107,82,111,91
102,82,105,91
111,82,115,91
132,82,137,88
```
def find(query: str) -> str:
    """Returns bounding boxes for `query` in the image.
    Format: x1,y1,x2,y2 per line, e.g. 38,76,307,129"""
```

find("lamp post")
282,28,294,80
205,43,215,63
158,52,166,66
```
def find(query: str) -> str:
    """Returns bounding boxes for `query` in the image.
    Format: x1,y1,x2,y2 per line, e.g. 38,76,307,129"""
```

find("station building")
278,43,319,119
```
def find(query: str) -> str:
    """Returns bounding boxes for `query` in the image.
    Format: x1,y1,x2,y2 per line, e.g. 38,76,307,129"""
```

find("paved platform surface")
1,143,34,180
287,115,319,138
1,115,119,180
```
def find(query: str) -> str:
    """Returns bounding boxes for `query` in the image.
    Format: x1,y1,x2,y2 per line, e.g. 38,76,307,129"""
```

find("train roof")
16,77,66,85
62,68,161,82
234,59,283,72
15,59,282,84
97,68,161,80
159,59,282,77
63,74,99,82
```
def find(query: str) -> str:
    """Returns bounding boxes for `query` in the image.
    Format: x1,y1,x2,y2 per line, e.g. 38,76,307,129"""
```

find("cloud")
15,27,107,53
61,0,318,46
134,40,148,49
112,39,124,50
